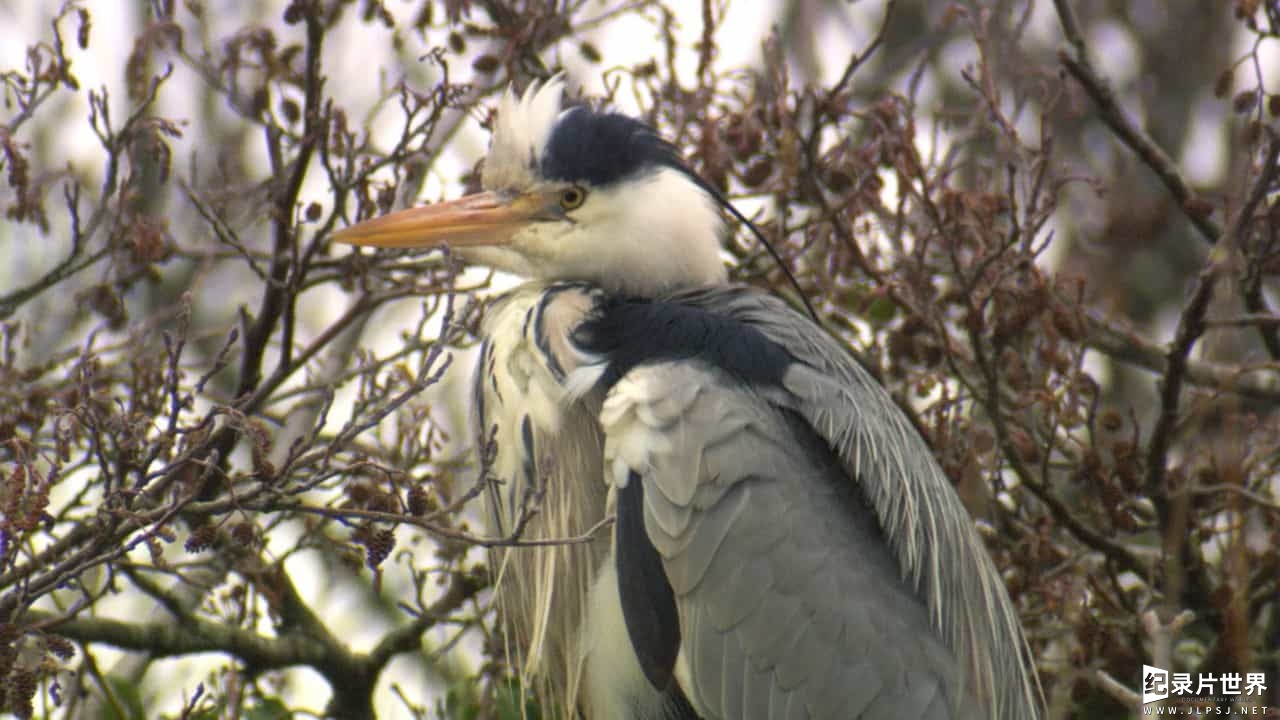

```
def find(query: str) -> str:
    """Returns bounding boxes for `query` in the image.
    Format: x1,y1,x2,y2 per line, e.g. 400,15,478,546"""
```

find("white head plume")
482,77,566,191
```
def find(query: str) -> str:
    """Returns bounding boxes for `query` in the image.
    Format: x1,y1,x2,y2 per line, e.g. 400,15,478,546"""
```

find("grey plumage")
478,283,1037,719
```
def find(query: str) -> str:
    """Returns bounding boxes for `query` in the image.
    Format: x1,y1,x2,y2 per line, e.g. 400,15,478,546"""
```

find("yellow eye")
559,186,587,211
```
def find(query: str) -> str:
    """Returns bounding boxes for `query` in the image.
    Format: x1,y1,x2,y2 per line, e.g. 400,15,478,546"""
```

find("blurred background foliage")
1,0,1278,717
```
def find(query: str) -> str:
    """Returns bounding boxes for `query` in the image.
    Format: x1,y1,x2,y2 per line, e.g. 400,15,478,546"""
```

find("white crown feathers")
481,76,566,191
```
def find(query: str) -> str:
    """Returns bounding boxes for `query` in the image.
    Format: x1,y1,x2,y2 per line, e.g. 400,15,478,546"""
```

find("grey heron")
335,79,1041,719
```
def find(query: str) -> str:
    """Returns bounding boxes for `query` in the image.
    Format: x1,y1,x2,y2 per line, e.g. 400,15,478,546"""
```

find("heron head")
333,79,728,296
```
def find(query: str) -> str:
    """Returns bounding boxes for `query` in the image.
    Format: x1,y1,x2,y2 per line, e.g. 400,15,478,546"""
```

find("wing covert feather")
648,287,1041,720
537,283,1038,719
600,361,968,719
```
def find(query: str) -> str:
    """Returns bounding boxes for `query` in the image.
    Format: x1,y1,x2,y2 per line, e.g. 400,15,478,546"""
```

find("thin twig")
1053,0,1221,244
1082,311,1280,403
1144,139,1280,524
1094,669,1142,709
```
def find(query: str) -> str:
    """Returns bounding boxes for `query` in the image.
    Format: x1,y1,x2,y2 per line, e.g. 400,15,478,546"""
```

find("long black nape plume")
659,135,819,322
717,194,821,324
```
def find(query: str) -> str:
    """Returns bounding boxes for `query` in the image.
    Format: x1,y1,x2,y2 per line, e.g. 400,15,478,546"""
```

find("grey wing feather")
665,287,1041,719
484,282,1038,719
601,361,970,720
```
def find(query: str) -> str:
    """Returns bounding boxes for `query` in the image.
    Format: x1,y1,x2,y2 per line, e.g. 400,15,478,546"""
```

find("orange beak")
332,191,547,249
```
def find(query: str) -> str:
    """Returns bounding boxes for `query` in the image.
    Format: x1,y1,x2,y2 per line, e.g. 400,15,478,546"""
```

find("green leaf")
865,295,898,324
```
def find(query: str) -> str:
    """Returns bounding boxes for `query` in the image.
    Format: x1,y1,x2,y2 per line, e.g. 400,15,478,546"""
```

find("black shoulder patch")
541,107,687,188
616,470,681,692
572,294,794,391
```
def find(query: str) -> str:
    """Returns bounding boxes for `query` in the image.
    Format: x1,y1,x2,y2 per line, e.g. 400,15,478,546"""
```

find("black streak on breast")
616,470,681,692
